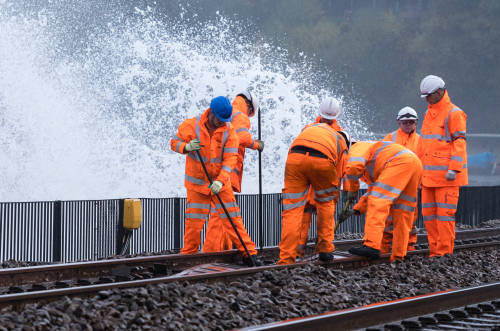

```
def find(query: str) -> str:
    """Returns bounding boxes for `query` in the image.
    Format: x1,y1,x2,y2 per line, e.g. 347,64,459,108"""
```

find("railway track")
0,228,499,308
241,282,500,330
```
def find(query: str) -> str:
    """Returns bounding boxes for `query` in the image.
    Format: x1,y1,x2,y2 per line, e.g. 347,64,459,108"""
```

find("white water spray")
0,1,370,201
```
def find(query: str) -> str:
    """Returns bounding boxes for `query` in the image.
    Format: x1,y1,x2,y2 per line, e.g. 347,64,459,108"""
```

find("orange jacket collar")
429,90,452,112
232,96,249,116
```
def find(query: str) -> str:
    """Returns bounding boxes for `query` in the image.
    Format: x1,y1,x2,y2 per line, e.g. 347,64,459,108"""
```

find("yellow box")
123,199,142,229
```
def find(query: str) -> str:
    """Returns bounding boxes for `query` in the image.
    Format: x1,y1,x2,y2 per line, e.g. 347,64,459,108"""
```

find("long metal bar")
258,107,263,251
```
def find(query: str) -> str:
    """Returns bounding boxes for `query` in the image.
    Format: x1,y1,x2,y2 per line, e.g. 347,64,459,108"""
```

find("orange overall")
346,141,422,261
297,117,343,256
420,91,467,257
279,123,347,265
170,108,257,256
381,128,423,253
203,96,260,252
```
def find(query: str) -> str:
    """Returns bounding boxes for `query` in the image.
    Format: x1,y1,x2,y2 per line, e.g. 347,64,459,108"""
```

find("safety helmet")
420,75,445,98
210,96,233,122
396,107,418,121
338,130,351,150
240,89,260,114
319,97,341,120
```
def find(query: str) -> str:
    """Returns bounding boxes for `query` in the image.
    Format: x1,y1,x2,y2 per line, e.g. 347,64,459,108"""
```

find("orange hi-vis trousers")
181,188,257,256
380,208,418,253
363,155,422,261
202,202,233,252
421,186,459,257
279,153,339,265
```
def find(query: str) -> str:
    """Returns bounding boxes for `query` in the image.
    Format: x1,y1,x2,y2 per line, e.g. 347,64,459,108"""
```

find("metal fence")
1,186,499,263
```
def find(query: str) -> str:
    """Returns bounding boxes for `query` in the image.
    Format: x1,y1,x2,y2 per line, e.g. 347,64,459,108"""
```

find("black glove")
346,191,358,203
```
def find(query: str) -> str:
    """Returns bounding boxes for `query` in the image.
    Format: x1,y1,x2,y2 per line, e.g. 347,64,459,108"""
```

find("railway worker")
297,97,344,257
380,107,423,254
170,96,261,266
419,75,468,257
203,90,264,253
345,141,422,261
278,120,350,265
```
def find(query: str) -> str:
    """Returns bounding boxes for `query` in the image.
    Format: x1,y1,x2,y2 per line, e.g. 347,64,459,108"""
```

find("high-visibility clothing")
422,186,459,256
382,128,423,251
171,109,257,256
420,90,467,257
346,141,422,261
297,118,344,250
279,123,348,265
420,91,468,187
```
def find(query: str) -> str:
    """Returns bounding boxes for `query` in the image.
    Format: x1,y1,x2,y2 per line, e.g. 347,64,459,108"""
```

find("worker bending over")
297,97,344,257
345,141,422,261
279,121,349,265
419,75,467,257
170,96,261,266
381,107,423,254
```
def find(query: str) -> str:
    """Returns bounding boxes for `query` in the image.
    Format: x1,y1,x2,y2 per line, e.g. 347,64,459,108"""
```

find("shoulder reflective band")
236,127,249,133
367,141,392,180
348,156,367,163
422,107,463,142
391,130,397,142
230,111,242,121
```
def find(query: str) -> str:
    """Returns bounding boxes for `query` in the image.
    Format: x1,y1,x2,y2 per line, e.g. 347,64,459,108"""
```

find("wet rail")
241,282,500,330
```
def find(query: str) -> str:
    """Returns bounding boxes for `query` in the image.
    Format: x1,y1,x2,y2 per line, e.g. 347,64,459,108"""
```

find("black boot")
348,245,380,259
318,252,334,262
242,255,263,267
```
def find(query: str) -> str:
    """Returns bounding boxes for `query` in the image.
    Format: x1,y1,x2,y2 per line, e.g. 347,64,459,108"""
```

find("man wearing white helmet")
297,97,345,258
419,75,468,257
379,106,423,254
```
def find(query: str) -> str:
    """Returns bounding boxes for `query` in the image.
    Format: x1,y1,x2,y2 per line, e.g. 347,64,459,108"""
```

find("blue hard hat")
210,96,232,122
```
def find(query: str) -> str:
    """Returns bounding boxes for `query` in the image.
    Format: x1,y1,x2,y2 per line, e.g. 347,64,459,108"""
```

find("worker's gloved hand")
208,180,223,194
339,209,354,222
255,139,264,152
445,170,457,181
185,138,201,152
346,191,358,203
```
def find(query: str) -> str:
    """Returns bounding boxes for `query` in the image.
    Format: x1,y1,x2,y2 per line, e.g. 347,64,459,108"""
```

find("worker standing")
278,122,349,265
380,107,423,254
345,141,422,261
203,90,264,252
297,97,344,257
419,75,467,257
170,96,261,266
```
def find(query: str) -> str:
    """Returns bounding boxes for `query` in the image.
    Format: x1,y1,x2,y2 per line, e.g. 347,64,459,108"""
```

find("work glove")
185,138,201,152
255,139,265,152
445,170,457,181
338,209,360,223
208,180,223,194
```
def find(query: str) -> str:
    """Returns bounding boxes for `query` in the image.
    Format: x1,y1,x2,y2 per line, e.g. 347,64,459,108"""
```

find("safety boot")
318,252,334,262
242,255,263,267
348,245,380,259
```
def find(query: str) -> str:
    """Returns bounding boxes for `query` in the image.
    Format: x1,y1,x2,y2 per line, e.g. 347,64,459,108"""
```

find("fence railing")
0,186,499,263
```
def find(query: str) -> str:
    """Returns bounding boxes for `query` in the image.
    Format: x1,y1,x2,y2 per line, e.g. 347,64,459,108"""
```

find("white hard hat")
319,97,341,120
338,130,351,150
240,90,260,113
420,75,445,98
397,106,418,121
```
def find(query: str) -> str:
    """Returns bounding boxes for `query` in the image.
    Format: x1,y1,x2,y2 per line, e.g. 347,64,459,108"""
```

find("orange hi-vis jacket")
230,96,259,193
311,116,342,131
344,141,417,193
420,91,468,187
383,128,423,157
170,108,239,195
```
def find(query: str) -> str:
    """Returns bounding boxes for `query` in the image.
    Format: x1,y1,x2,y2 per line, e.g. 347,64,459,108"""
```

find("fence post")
53,200,62,262
173,198,181,250
115,199,126,255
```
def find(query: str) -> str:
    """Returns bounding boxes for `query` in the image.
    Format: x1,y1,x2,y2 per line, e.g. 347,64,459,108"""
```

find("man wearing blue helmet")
171,96,261,266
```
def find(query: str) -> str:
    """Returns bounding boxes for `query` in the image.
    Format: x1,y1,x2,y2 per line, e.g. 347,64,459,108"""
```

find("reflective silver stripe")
450,155,463,162
222,165,232,173
392,204,415,212
315,195,337,202
386,215,393,221
346,174,362,180
282,187,309,200
422,202,437,208
436,202,457,209
224,148,238,153
463,163,467,169
215,202,238,209
315,186,338,195
368,190,396,201
186,213,207,219
313,123,341,158
220,211,241,219
367,141,392,180
176,141,182,152
185,174,205,185
188,152,208,163
399,193,416,203
236,128,249,133
391,130,397,143
385,150,413,165
210,157,222,163
451,131,466,138
444,107,461,141
423,215,436,221
372,182,402,195
195,116,200,140
424,165,448,171
437,215,454,221
348,157,367,163
421,134,448,141
233,167,240,175
175,135,183,141
410,228,418,235
231,111,242,121
282,198,307,211
186,203,211,210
